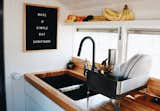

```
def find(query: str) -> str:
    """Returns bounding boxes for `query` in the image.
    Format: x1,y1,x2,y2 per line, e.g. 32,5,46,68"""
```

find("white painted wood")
25,81,64,111
4,1,72,111
26,96,45,111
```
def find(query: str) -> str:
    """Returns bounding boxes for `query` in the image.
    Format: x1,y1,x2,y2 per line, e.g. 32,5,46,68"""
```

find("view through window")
127,33,160,78
73,28,160,78
73,30,119,63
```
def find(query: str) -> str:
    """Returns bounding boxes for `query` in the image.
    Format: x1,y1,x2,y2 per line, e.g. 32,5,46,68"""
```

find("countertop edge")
24,69,85,111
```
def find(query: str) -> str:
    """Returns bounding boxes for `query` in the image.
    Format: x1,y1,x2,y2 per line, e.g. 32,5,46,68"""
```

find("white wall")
4,0,72,111
70,0,160,20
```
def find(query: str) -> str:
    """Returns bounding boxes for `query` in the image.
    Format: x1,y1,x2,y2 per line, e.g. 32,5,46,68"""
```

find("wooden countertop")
24,57,160,111
24,69,160,111
25,69,85,111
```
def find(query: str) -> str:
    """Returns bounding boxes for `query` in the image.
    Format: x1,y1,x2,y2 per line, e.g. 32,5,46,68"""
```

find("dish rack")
87,70,148,99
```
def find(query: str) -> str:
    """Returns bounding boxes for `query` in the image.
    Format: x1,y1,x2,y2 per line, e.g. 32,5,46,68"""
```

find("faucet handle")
83,59,91,69
83,59,99,74
84,59,89,69
83,59,91,76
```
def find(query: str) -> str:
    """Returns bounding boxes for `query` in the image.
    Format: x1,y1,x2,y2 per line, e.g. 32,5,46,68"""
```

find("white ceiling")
59,0,126,10
58,0,144,10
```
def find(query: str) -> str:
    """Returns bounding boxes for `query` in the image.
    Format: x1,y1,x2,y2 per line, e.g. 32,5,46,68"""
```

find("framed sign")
24,3,58,51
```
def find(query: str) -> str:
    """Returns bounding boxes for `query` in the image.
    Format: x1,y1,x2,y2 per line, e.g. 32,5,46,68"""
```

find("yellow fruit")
104,8,120,17
102,9,120,21
119,4,135,21
127,9,134,20
103,5,134,21
120,10,128,20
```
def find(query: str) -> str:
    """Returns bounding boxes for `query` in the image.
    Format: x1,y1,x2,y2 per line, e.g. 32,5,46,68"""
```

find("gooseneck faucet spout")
77,36,95,71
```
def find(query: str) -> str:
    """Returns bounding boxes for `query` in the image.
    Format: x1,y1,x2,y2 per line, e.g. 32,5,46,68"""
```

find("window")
127,29,160,78
73,27,160,79
72,28,119,63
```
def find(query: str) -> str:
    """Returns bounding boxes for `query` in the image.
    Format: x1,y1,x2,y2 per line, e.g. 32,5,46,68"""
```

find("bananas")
102,8,120,21
103,4,134,21
119,5,135,20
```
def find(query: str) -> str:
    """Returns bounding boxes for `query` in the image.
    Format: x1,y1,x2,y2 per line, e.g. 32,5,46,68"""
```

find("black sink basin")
41,74,85,89
40,74,98,100
62,84,97,100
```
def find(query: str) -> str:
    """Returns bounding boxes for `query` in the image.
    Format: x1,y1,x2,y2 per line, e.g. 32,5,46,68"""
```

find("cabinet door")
25,81,64,111
26,96,45,111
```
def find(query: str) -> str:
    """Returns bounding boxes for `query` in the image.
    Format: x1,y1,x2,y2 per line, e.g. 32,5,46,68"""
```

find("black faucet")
77,36,95,71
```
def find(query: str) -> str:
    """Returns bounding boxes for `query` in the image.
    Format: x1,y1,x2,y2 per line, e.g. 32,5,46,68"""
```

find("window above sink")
71,25,160,79
72,28,119,64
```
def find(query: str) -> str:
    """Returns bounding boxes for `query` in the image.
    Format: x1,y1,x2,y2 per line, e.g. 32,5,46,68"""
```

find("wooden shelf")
63,20,160,28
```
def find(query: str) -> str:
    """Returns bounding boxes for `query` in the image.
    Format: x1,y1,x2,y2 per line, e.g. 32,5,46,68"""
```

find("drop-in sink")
61,83,97,100
40,74,98,100
41,74,84,89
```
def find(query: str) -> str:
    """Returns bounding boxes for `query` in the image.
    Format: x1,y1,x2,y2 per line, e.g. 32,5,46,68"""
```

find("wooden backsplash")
147,78,160,96
71,57,84,74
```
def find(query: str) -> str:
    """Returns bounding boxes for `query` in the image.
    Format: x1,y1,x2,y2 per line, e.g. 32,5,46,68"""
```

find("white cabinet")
24,81,64,111
26,96,45,111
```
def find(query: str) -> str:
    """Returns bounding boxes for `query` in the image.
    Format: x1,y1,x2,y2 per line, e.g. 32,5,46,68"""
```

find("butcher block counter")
24,58,160,111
